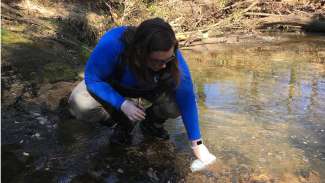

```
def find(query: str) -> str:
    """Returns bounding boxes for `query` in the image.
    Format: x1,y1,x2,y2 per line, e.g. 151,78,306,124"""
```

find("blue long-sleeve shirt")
84,26,201,141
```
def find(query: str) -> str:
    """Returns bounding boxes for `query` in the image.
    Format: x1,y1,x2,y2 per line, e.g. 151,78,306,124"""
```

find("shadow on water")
1,95,114,182
303,14,325,34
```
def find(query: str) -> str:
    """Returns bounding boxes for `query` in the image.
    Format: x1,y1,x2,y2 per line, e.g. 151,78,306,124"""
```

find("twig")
244,12,280,17
222,0,254,11
1,3,23,17
103,1,117,25
194,14,204,28
56,35,92,52
295,10,313,17
1,13,51,29
242,0,259,13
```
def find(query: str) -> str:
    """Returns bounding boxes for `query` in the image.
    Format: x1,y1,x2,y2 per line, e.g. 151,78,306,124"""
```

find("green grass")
43,62,78,83
1,28,32,45
80,45,91,63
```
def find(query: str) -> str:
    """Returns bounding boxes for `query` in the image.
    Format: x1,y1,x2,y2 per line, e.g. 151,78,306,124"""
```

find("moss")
43,62,78,83
80,45,91,64
147,4,169,18
1,26,83,84
216,0,231,9
1,28,32,44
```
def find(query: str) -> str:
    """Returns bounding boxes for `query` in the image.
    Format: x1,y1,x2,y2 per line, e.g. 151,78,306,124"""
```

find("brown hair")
120,18,180,86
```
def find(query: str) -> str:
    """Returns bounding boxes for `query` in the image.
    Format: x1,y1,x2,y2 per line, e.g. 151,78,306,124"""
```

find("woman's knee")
69,98,111,122
68,81,110,122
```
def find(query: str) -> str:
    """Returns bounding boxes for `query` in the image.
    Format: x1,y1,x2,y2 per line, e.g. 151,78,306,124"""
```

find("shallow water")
3,33,325,182
167,34,325,182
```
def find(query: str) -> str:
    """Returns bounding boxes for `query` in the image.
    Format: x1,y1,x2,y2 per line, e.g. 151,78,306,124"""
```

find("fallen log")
254,13,325,32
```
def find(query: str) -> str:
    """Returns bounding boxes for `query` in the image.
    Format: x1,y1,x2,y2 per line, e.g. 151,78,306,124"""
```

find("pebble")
14,121,21,124
117,168,124,174
23,152,30,156
20,140,24,144
91,170,104,178
32,133,41,139
276,155,282,160
321,129,324,132
147,168,159,181
259,158,266,163
104,174,119,183
30,112,41,117
303,157,309,162
36,116,47,125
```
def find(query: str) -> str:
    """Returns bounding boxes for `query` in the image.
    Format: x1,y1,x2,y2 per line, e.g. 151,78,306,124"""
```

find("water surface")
168,34,325,182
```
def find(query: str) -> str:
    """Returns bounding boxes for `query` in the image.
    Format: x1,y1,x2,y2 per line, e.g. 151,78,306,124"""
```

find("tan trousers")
68,80,180,123
68,80,111,123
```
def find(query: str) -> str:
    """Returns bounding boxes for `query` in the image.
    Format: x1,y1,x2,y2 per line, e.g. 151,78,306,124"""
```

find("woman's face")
147,47,175,72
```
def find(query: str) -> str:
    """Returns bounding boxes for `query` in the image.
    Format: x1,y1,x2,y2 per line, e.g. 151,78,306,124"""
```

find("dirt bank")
1,2,192,182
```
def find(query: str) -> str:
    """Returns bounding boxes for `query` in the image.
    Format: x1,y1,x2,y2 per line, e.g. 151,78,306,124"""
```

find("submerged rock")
147,167,159,182
117,168,124,174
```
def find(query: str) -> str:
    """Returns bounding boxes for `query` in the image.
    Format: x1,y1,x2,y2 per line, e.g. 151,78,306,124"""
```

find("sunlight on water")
175,35,325,182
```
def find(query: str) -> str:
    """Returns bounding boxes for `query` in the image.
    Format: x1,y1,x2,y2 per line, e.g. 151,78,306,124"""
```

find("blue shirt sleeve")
175,50,201,141
84,27,126,110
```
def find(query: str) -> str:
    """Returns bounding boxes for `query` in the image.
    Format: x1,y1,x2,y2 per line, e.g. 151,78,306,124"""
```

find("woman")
68,18,216,164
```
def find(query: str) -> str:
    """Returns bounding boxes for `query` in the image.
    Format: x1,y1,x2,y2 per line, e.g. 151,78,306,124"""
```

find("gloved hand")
192,143,216,164
121,100,146,122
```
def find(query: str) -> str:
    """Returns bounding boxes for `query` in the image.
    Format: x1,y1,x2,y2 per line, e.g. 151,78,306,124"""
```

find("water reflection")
179,35,325,182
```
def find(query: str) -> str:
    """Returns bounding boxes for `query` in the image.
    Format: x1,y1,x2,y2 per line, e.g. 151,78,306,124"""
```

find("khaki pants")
68,80,180,123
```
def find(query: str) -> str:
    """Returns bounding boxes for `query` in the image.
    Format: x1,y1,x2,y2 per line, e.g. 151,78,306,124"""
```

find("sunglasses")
150,54,176,67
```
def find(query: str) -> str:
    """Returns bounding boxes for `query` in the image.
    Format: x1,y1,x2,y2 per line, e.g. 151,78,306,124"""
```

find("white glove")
192,144,216,164
121,100,146,122
191,143,216,172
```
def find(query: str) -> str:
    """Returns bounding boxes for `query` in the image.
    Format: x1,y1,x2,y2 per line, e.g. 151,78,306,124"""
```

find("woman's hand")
191,141,216,163
121,100,146,122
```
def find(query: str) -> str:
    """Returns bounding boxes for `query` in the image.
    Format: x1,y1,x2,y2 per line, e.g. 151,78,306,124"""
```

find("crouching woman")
68,18,216,164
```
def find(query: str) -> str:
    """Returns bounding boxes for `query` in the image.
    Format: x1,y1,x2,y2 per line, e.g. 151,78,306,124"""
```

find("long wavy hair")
120,18,180,86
